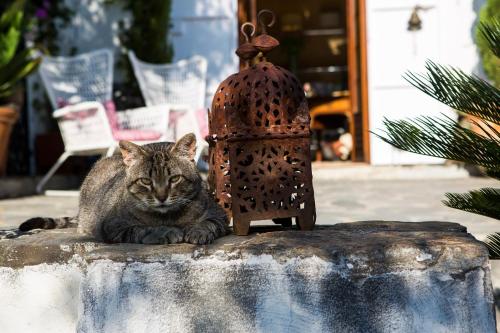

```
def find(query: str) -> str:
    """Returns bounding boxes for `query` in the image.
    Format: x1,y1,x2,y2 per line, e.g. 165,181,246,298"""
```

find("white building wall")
170,0,239,107
366,0,483,165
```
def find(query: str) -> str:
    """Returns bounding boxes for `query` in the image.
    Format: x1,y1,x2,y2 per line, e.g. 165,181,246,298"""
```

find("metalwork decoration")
408,7,422,31
236,22,258,67
408,5,435,31
207,10,316,235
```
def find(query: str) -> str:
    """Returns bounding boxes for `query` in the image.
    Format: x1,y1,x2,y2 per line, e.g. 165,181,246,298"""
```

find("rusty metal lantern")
207,10,316,235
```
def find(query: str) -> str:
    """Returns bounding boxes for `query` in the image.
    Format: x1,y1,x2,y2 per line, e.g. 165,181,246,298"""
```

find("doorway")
238,0,370,163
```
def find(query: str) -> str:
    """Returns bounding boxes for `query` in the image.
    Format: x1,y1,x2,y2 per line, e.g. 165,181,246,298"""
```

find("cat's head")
118,134,202,213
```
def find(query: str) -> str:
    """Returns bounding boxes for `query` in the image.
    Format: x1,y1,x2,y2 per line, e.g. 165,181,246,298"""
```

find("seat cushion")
102,100,119,131
112,129,162,141
56,99,161,141
57,99,120,130
168,108,208,139
196,108,208,138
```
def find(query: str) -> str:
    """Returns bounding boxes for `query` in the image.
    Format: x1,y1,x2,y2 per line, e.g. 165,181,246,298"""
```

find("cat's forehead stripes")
150,151,172,178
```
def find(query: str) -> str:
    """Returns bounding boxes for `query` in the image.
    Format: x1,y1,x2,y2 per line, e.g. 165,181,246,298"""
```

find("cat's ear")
119,140,146,167
171,133,197,161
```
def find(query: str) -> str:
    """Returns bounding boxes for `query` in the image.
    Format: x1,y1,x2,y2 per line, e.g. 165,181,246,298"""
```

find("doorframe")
346,0,358,161
237,0,370,163
358,0,370,163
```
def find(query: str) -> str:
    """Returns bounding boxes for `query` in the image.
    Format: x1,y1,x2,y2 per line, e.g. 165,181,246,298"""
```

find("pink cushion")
56,99,119,130
169,110,185,123
103,100,119,131
56,98,69,108
168,108,209,138
56,99,161,141
196,108,208,138
112,129,162,141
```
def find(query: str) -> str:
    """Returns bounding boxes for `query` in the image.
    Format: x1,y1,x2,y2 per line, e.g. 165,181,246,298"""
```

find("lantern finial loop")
240,22,255,42
257,9,275,34
236,22,259,65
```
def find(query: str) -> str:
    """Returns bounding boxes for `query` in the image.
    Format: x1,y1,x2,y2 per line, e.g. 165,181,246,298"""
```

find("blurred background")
0,0,492,180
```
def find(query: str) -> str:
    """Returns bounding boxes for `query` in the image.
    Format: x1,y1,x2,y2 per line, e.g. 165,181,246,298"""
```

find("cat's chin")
151,204,173,213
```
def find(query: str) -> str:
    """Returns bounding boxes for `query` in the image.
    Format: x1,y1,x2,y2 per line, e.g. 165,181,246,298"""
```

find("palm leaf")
404,61,500,124
443,188,500,220
478,20,500,58
0,48,41,98
0,0,25,29
0,15,22,67
374,115,500,170
485,233,500,259
0,0,25,67
486,168,500,180
0,48,40,83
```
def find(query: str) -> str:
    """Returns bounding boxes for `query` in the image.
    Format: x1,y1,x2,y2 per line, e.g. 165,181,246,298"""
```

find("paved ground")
0,176,497,238
315,177,498,241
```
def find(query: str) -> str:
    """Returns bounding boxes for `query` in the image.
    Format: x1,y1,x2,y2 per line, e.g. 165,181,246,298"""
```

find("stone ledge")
0,221,484,272
0,221,496,332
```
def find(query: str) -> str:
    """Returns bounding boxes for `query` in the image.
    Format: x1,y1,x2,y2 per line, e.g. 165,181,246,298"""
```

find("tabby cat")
20,134,229,245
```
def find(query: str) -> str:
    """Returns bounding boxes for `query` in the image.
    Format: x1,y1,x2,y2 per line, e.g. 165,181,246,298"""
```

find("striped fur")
19,217,77,231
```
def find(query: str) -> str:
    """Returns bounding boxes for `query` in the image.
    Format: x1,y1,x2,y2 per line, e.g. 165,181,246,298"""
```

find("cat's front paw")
184,227,215,245
142,226,184,244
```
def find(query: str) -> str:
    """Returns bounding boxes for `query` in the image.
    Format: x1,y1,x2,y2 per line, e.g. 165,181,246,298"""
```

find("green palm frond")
0,0,25,68
0,0,40,99
404,61,499,123
486,168,500,180
0,48,41,97
485,233,500,259
479,20,500,58
374,115,500,170
443,188,500,220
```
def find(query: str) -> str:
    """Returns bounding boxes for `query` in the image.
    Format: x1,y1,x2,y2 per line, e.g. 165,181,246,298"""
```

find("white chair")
37,49,170,193
128,51,208,160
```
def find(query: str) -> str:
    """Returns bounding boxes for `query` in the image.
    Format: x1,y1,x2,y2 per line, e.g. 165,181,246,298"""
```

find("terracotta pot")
0,106,19,176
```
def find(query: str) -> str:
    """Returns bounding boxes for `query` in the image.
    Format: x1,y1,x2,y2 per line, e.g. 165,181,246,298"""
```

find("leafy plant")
0,0,41,100
374,20,500,257
106,0,174,108
118,0,173,64
476,0,500,87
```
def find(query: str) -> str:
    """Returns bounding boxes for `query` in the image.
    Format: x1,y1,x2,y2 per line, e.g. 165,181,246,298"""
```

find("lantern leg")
295,203,316,231
272,218,292,227
233,218,251,236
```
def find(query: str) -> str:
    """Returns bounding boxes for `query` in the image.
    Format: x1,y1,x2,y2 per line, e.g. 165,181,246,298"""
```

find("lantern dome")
210,61,310,140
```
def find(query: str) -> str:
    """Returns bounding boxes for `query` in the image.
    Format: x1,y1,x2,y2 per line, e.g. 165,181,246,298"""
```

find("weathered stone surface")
0,221,495,332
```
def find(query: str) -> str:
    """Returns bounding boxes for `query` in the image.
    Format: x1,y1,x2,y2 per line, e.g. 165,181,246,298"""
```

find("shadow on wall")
75,223,495,331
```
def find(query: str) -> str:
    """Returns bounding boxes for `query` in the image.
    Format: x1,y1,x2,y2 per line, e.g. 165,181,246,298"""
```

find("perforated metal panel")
208,13,316,235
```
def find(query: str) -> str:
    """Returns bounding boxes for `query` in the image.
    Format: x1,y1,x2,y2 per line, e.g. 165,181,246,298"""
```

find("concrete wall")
0,222,496,332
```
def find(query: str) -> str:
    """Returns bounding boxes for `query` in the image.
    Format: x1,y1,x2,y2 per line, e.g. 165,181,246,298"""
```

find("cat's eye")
170,175,181,183
138,178,152,186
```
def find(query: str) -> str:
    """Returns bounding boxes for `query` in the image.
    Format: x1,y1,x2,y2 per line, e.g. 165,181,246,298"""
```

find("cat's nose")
155,190,167,203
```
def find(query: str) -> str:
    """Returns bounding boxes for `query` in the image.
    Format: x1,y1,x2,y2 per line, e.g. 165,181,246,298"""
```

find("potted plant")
0,0,41,176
